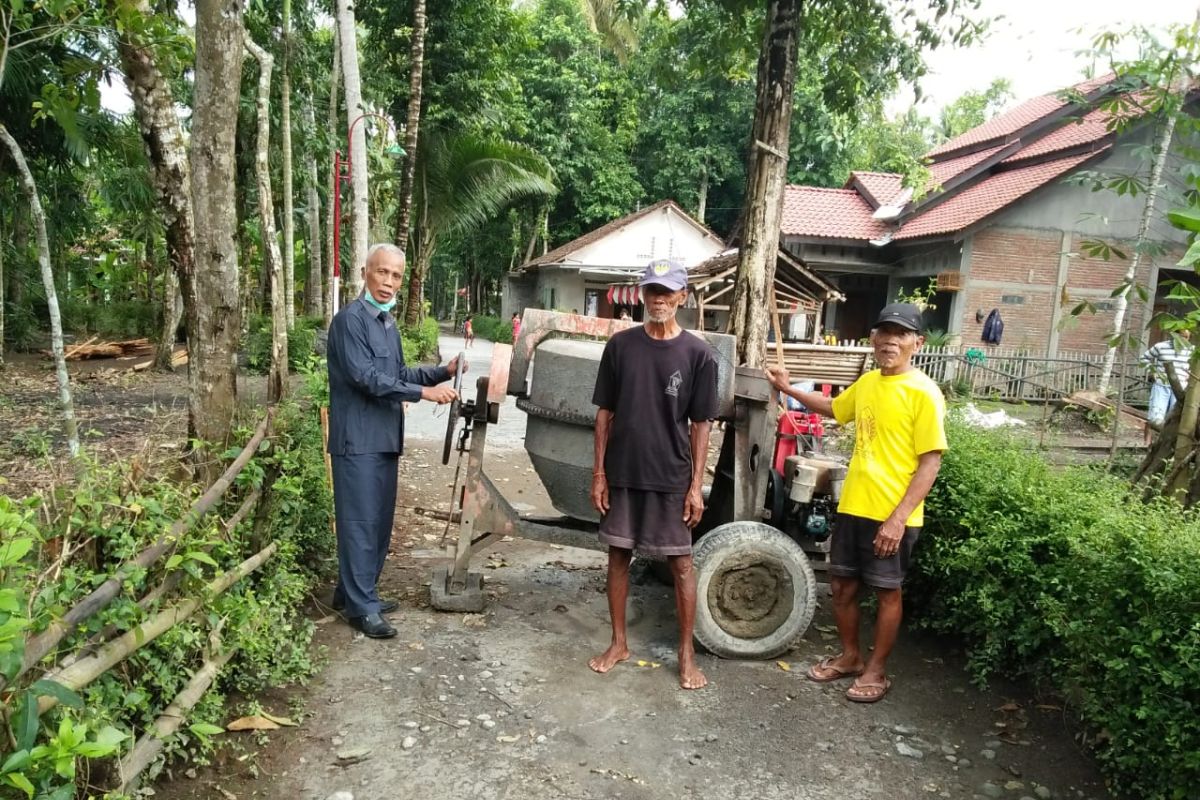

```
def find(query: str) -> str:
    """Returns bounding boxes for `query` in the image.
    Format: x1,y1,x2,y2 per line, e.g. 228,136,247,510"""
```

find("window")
1001,294,1025,305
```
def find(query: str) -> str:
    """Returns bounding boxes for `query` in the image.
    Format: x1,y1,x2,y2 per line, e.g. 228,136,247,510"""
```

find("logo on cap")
652,260,671,276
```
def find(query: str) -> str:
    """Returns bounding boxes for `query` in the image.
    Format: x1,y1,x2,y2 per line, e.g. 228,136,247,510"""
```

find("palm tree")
402,131,557,326
579,0,640,64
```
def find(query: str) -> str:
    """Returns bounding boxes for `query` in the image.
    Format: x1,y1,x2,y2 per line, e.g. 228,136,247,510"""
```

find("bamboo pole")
58,487,264,668
36,542,278,716
114,630,236,793
2,410,274,696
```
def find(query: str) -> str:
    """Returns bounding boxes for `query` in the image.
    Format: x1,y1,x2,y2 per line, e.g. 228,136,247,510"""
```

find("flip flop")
845,677,892,703
806,655,864,683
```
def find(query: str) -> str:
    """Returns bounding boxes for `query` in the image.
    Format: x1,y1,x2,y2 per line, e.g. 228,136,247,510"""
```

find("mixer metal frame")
432,310,826,657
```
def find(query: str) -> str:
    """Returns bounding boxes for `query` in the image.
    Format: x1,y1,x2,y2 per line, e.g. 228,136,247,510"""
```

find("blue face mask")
364,292,397,313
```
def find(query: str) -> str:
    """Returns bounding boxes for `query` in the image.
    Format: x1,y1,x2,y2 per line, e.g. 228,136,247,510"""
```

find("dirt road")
150,334,1110,800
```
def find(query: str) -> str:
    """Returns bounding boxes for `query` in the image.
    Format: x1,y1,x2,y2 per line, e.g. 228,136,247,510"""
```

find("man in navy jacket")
327,243,462,638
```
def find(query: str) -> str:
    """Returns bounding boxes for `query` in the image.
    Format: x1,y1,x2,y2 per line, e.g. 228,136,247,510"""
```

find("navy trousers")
330,452,400,617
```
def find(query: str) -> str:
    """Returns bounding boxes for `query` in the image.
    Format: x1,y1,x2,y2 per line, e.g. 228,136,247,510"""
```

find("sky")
891,0,1195,115
101,0,1193,117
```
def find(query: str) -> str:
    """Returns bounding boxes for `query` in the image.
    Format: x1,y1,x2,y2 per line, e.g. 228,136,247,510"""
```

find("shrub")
910,416,1200,799
0,381,333,795
242,314,321,374
400,316,440,363
469,314,513,344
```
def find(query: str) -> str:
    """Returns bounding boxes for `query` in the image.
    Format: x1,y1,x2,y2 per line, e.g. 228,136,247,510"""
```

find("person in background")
326,244,463,639
511,311,521,342
618,309,632,321
463,315,474,348
1141,330,1193,444
766,303,946,703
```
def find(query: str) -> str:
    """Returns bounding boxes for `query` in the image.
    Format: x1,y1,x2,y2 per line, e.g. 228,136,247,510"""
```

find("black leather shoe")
349,613,397,639
332,598,399,614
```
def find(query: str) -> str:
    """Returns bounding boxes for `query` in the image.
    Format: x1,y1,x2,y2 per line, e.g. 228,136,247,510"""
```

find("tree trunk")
190,0,245,460
0,124,80,457
9,203,26,309
392,0,426,253
697,159,709,224
303,92,324,319
155,268,183,370
0,205,5,369
115,1,197,374
281,0,295,329
325,28,342,323
405,236,433,327
728,0,800,368
335,0,368,298
245,34,288,404
1098,69,1187,393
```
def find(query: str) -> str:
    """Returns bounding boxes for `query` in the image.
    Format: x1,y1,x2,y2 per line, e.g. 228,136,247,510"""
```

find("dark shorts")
599,487,692,557
829,513,920,590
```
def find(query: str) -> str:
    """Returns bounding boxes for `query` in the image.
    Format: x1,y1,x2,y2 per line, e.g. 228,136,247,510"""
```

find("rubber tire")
693,521,818,660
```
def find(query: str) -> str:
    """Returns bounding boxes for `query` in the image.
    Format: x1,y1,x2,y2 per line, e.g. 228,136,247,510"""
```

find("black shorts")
829,513,920,590
599,487,693,557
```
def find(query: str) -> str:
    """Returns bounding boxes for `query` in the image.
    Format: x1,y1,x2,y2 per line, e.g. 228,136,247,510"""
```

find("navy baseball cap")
874,303,922,332
638,258,688,291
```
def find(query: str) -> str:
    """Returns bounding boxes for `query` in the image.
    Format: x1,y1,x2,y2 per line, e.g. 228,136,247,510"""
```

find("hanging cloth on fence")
981,308,1004,345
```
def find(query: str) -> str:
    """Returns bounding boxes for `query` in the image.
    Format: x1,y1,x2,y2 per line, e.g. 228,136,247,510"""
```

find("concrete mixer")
431,309,845,659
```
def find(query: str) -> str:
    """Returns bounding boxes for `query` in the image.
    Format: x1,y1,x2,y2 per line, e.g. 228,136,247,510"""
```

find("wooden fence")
780,342,1151,405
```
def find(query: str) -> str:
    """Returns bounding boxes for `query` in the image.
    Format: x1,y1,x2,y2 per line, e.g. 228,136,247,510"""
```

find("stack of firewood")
47,337,155,361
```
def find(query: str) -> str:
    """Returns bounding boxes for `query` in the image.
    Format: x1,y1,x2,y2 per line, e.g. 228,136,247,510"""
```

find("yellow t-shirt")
831,368,948,527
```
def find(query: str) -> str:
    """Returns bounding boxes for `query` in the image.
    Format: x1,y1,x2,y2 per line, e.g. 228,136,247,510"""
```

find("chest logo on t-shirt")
665,370,683,397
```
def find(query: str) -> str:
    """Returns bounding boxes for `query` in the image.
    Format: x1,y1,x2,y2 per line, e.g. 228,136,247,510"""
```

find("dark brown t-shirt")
592,326,720,493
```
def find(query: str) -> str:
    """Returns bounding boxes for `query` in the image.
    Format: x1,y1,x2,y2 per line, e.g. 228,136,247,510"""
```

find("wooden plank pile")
1064,389,1148,431
49,336,155,361
780,343,874,387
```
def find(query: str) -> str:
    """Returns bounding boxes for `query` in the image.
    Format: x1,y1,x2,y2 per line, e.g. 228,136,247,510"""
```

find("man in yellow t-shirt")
767,303,947,704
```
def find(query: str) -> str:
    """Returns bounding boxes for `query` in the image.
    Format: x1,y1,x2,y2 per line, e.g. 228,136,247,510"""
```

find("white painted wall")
565,205,724,268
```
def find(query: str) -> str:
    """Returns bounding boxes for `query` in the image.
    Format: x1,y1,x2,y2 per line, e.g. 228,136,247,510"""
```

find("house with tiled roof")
504,200,725,319
781,76,1195,352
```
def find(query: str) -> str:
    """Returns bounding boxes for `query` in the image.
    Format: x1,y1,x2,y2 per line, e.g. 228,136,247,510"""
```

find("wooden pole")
37,542,278,716
114,631,237,792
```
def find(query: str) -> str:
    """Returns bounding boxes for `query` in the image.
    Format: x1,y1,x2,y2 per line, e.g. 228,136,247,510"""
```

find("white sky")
101,1,1193,118
889,0,1196,115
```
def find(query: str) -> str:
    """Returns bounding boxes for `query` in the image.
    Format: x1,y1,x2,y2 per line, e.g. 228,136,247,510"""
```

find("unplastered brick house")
781,75,1194,353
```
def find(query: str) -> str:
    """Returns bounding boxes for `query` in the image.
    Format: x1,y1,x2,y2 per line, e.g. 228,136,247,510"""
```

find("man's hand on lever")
422,385,458,404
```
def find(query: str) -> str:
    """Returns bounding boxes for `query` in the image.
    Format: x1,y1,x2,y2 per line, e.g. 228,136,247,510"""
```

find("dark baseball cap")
638,258,688,291
874,303,922,332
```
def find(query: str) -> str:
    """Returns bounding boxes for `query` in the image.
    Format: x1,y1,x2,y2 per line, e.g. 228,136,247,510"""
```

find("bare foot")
588,643,630,674
679,652,707,690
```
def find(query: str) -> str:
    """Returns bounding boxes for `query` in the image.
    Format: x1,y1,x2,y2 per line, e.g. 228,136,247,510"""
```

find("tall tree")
325,27,341,324
403,131,557,325
392,0,426,255
0,124,80,457
335,0,368,299
113,2,194,372
281,0,296,329
190,0,245,457
245,33,288,403
727,0,799,367
714,0,985,365
303,89,323,319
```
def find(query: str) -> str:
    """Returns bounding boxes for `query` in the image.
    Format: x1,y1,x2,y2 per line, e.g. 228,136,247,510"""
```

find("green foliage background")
910,417,1200,799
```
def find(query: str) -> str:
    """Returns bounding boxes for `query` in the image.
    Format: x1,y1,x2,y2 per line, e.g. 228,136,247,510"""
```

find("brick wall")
960,226,1161,355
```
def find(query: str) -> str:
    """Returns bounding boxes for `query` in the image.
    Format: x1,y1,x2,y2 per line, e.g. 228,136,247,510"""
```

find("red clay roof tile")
893,150,1103,240
779,186,891,240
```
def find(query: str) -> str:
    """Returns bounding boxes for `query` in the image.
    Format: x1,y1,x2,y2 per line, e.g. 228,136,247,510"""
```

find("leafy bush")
0,381,333,796
469,314,513,344
59,299,159,339
400,316,440,363
242,314,322,374
911,416,1200,799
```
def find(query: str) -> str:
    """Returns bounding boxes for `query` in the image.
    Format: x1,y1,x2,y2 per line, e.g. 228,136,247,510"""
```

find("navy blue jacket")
326,297,450,455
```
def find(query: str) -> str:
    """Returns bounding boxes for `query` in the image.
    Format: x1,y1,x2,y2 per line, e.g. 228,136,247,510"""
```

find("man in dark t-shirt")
590,258,719,690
